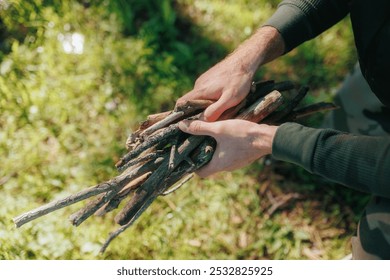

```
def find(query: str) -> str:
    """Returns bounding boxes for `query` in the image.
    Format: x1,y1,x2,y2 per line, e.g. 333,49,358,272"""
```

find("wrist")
251,124,279,155
231,26,285,74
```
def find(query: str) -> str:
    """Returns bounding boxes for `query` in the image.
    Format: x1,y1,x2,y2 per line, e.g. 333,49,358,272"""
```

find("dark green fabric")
353,197,390,259
351,0,390,107
264,0,349,52
272,122,390,198
265,0,390,106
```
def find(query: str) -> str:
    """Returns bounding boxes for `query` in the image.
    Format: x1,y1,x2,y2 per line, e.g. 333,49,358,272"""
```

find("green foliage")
0,0,366,260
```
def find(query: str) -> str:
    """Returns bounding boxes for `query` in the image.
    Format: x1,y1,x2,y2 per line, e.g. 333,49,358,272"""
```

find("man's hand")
179,119,278,177
176,58,254,122
176,26,285,122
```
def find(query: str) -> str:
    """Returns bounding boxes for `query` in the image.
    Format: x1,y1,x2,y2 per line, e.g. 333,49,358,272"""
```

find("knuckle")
228,90,243,103
190,121,203,133
212,123,223,135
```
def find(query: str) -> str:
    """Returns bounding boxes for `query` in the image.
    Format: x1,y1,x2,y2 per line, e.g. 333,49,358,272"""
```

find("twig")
115,135,206,226
139,100,213,139
13,157,163,228
115,124,179,171
292,102,339,120
161,174,194,196
117,150,163,173
237,90,284,123
100,139,215,253
100,195,156,254
139,110,172,130
140,111,185,138
263,86,309,124
95,172,152,216
69,157,163,226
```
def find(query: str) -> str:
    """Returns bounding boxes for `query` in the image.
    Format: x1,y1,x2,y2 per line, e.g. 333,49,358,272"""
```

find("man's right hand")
176,57,254,122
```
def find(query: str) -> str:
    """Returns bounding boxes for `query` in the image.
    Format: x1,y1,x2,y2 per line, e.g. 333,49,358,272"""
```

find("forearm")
272,123,390,198
226,26,285,76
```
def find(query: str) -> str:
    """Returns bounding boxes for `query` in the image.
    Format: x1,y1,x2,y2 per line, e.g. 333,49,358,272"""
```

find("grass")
0,0,368,260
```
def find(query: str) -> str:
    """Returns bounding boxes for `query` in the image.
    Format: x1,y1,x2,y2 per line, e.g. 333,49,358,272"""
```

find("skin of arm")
176,26,285,177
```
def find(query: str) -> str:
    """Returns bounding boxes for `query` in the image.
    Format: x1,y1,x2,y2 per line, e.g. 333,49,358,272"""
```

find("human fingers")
178,119,218,137
175,85,219,108
203,89,242,122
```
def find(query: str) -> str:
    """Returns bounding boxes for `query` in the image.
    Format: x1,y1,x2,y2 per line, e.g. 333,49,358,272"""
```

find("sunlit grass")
0,0,365,260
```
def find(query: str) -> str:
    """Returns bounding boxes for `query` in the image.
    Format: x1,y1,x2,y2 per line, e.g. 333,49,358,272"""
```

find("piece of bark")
237,90,284,123
263,86,309,124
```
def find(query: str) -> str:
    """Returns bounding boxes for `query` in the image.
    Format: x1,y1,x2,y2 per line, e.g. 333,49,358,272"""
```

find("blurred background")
0,0,369,259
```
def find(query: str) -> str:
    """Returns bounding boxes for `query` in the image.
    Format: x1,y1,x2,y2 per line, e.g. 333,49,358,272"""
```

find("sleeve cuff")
263,4,314,52
272,122,322,172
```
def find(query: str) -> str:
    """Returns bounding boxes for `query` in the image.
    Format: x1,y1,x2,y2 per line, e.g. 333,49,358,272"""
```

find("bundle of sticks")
12,80,337,253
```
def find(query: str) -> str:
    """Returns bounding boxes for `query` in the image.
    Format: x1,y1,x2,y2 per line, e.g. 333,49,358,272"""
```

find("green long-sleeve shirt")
273,123,390,198
266,0,390,197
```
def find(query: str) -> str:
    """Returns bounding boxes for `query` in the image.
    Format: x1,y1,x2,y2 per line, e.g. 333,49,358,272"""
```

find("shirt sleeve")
272,122,390,198
264,0,350,52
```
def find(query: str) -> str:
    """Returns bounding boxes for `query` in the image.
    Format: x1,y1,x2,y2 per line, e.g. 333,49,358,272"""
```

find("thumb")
178,120,217,137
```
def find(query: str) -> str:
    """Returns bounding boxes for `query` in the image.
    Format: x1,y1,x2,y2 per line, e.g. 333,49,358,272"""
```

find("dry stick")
117,150,163,173
263,86,309,124
237,90,284,123
173,99,214,113
100,195,157,254
245,80,295,106
251,80,275,92
100,139,215,253
95,172,152,217
140,111,185,138
279,102,338,124
115,134,206,226
168,143,176,171
160,139,215,197
139,110,172,130
114,158,172,225
161,174,194,196
69,157,164,226
12,161,157,228
140,100,214,139
115,123,180,171
126,111,173,150
290,102,338,120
